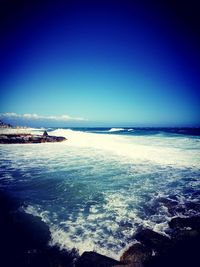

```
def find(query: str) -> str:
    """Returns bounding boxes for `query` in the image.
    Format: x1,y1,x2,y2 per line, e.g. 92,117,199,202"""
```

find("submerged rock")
76,251,122,267
154,196,200,217
155,197,179,215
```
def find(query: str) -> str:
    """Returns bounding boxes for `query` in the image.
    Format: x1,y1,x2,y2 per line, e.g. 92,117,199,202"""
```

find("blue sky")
0,0,200,127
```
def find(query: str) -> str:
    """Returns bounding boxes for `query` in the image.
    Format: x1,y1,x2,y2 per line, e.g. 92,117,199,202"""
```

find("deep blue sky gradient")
0,0,200,126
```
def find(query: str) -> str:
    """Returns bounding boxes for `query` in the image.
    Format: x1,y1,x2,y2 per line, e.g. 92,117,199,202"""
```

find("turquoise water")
0,127,200,259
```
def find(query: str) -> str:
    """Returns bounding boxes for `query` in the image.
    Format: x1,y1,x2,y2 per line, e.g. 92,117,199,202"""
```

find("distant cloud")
0,112,88,122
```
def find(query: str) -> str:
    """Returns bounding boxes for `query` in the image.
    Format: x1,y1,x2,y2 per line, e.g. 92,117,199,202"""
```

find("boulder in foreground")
76,251,122,267
120,243,152,266
169,216,200,230
135,229,172,254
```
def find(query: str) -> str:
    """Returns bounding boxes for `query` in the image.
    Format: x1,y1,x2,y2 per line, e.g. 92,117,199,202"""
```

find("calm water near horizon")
0,127,200,259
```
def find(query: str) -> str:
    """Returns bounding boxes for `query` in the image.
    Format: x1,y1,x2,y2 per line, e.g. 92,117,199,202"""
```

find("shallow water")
0,128,200,259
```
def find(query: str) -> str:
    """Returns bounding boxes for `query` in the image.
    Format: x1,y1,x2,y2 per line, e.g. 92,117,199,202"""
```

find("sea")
0,127,200,259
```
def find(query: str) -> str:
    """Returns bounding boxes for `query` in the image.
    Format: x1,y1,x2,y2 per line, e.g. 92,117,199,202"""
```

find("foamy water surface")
0,128,200,259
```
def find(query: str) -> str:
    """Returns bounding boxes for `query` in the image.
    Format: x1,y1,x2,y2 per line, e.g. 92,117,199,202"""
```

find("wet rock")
169,216,200,249
114,263,143,267
76,251,122,267
155,197,195,216
172,229,199,243
38,246,78,267
11,211,51,249
156,197,200,217
32,136,41,143
0,135,8,140
43,130,48,137
169,216,200,230
144,217,200,267
185,202,200,213
146,229,200,267
0,191,77,267
120,243,152,266
135,229,172,253
0,134,66,144
156,197,179,215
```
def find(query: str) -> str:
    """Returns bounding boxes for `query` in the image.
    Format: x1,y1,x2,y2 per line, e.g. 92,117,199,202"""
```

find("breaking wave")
108,128,125,132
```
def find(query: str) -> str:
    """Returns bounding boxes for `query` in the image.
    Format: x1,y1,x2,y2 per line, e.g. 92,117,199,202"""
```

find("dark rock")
32,246,78,267
0,190,21,215
172,229,199,243
76,251,122,267
185,202,200,213
11,211,51,249
156,197,179,215
169,216,200,230
120,243,152,265
0,134,66,144
32,136,42,143
135,229,172,253
144,217,200,267
43,130,48,137
145,229,200,267
0,191,77,267
114,263,143,267
155,197,198,216
169,216,200,250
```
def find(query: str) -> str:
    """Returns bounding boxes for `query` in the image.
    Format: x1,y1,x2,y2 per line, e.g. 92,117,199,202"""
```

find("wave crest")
108,128,125,132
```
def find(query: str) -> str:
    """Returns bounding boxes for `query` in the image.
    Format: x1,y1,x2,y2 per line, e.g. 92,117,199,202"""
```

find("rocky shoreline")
77,216,200,267
0,191,77,267
0,131,66,144
0,191,200,267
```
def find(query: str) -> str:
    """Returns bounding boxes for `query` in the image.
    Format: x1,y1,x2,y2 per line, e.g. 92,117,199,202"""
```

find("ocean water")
0,127,200,259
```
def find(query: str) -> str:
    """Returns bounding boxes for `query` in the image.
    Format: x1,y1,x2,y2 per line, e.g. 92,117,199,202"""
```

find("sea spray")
0,128,199,259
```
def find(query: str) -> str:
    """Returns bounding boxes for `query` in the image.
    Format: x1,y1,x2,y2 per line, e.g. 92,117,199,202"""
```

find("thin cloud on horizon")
0,112,88,122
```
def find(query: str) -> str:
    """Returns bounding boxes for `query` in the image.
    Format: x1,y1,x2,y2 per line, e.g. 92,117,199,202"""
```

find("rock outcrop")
0,191,77,267
169,216,200,230
1,179,200,267
119,243,152,267
134,229,172,254
76,251,122,267
0,132,66,144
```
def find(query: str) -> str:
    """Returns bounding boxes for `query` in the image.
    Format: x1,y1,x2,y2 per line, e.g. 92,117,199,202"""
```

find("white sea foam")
108,128,125,132
50,128,200,168
0,127,47,136
23,187,172,260
1,128,200,260
0,127,32,135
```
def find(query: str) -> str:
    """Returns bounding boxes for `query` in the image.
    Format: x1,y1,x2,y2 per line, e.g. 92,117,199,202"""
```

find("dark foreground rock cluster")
76,216,200,267
0,191,77,267
0,131,66,144
0,191,200,267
